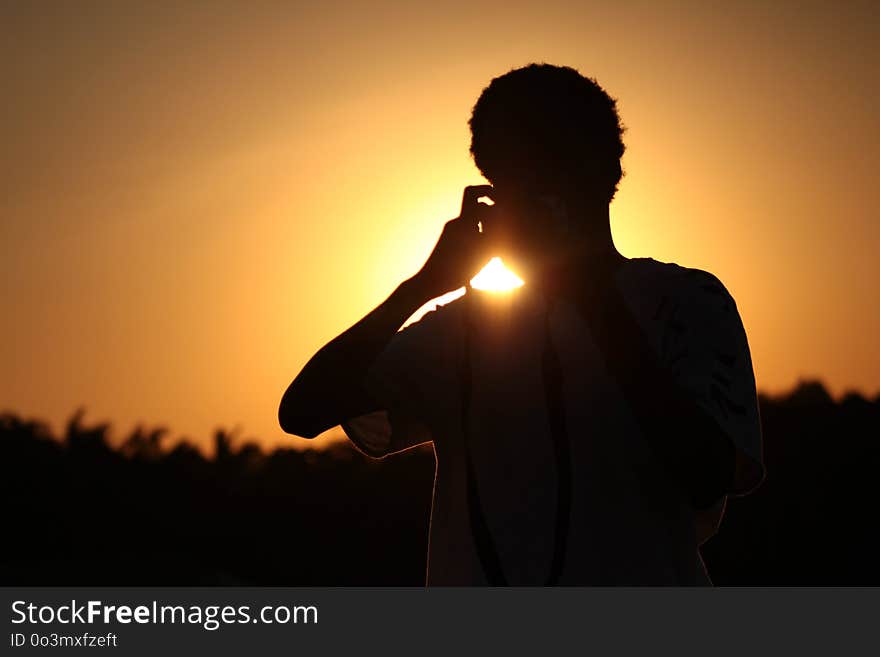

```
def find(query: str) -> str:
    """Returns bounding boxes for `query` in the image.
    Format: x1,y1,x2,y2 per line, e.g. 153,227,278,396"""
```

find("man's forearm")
279,273,433,437
580,280,736,509
318,274,432,373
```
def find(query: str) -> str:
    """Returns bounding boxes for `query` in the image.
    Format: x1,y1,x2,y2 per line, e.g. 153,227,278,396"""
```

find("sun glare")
470,257,525,292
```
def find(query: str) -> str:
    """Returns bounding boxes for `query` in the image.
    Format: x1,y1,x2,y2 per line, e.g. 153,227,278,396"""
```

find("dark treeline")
2,379,879,585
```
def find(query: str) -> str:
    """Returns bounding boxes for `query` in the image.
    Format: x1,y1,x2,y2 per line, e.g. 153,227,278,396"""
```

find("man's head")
467,64,627,282
468,63,626,211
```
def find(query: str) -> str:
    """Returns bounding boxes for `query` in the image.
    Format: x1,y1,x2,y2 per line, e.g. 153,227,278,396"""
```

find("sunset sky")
3,1,878,452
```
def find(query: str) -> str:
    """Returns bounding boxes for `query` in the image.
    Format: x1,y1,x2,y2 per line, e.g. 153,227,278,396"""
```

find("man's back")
342,257,765,585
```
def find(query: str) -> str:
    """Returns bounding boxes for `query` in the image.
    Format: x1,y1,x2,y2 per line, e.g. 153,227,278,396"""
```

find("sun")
470,257,524,292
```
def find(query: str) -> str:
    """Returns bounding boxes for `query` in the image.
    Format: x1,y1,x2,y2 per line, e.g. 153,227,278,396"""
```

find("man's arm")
278,185,494,439
278,275,431,438
580,275,739,510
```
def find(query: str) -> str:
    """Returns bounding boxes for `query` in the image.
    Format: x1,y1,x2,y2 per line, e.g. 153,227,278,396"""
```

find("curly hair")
468,63,626,203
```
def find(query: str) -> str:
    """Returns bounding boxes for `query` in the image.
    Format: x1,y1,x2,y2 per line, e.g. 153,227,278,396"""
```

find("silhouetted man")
279,63,765,585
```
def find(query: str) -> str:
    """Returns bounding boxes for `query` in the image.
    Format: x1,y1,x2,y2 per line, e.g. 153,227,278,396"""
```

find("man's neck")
540,202,627,298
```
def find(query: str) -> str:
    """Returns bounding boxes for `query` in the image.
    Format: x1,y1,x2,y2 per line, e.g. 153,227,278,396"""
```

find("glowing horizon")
2,2,877,451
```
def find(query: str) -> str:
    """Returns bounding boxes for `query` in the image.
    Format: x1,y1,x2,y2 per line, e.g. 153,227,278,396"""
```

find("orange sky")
3,1,878,452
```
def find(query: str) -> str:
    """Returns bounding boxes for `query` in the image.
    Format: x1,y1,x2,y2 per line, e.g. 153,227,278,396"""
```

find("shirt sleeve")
341,296,463,459
661,269,766,496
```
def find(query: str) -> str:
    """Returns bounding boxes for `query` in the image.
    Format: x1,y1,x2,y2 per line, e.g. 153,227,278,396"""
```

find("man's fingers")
461,185,495,217
445,212,489,256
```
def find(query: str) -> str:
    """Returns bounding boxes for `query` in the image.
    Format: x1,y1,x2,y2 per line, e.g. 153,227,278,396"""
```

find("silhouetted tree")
2,381,878,585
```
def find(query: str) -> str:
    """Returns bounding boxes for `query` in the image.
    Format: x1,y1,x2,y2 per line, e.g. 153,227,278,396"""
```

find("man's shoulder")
674,265,740,319
622,257,737,306
617,258,746,347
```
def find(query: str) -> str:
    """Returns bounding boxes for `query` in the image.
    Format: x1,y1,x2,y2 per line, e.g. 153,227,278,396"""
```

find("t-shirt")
341,257,765,585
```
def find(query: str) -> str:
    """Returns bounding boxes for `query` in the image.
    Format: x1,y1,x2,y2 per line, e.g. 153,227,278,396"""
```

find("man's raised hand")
413,185,496,299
